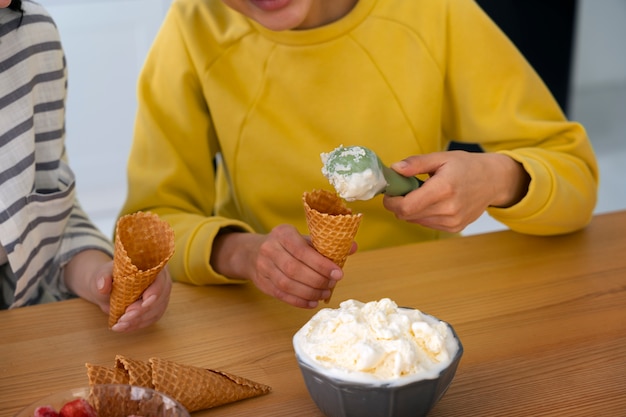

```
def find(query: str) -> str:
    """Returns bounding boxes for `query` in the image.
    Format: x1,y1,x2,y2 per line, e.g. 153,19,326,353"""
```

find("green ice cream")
321,145,422,201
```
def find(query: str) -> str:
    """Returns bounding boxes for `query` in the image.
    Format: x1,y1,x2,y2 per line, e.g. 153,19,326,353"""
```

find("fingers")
383,151,496,232
96,274,112,296
252,225,345,309
254,261,333,309
110,267,172,333
92,262,114,314
390,152,445,178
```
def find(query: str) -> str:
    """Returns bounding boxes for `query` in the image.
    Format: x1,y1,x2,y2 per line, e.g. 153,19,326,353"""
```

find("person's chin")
247,0,310,31
252,11,308,31
249,0,293,12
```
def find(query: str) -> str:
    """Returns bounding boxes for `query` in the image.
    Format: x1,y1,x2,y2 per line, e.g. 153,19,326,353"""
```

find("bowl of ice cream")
293,299,463,417
16,384,190,417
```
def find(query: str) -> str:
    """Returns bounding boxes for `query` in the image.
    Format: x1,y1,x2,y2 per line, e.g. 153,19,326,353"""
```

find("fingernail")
119,310,138,322
142,294,157,308
330,269,342,280
328,280,337,289
308,300,319,308
111,321,129,332
96,276,105,291
391,160,408,170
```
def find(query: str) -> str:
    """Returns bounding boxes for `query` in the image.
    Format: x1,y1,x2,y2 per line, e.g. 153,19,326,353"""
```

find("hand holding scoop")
321,145,422,201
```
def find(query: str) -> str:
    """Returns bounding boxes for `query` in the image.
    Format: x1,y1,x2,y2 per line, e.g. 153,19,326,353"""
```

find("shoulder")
21,0,57,27
363,0,496,60
3,0,61,42
0,1,63,68
368,0,484,29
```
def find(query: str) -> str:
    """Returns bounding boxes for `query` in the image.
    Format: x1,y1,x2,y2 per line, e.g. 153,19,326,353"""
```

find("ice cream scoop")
321,145,422,201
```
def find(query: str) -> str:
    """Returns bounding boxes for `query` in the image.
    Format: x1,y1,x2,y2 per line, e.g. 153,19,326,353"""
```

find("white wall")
39,0,172,236
572,0,626,90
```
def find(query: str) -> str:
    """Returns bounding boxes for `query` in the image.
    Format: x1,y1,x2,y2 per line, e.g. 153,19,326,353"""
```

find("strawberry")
33,405,60,417
58,398,97,417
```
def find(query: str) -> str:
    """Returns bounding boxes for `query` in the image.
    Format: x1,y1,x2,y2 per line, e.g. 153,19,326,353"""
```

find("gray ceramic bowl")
294,312,463,417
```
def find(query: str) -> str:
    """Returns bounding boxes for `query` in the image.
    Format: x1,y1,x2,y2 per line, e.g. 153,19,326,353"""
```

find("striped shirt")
0,1,113,309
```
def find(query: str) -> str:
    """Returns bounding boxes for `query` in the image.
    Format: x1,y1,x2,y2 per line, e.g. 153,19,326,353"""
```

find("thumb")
96,273,113,295
390,153,444,178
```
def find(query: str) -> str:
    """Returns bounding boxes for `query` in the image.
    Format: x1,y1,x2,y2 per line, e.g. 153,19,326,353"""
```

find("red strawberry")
59,398,96,417
33,405,59,417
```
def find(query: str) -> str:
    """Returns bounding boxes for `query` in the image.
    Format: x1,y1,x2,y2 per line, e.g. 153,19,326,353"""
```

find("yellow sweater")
121,0,598,285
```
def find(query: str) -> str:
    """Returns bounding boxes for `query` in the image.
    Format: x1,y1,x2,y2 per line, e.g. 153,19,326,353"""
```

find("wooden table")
2,211,625,416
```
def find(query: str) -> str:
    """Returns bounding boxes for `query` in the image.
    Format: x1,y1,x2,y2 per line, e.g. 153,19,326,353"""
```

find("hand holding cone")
86,355,272,413
303,189,362,301
108,211,175,328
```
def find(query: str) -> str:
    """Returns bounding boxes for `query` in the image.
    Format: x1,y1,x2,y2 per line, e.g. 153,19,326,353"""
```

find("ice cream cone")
303,190,362,302
115,355,154,388
108,211,175,328
149,357,272,412
85,363,129,386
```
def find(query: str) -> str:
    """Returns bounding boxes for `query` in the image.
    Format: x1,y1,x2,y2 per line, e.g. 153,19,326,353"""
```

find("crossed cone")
85,355,271,413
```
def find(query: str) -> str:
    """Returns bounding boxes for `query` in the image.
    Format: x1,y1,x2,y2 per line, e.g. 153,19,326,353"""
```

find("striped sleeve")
0,1,113,308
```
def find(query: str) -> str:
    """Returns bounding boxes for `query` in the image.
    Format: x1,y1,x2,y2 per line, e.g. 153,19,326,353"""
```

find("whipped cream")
293,299,458,385
321,146,387,201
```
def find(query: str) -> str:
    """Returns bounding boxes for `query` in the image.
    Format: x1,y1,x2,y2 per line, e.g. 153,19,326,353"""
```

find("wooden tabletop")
2,210,625,416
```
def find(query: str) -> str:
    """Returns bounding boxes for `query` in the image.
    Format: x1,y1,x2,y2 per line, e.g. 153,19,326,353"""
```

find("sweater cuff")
487,150,553,231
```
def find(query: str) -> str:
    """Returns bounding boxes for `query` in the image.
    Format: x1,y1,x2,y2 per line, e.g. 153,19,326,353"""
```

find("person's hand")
103,267,173,333
64,249,173,332
211,225,354,309
383,151,530,232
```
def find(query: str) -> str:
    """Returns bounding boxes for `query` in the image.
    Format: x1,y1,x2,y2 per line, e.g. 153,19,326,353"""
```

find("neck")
298,0,359,29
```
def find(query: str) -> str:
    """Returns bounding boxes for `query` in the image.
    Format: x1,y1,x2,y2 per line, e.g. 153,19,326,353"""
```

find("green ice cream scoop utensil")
322,145,422,197
380,163,423,196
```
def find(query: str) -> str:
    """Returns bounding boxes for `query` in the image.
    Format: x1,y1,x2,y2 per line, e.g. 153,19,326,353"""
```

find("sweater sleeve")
119,3,253,286
441,0,598,235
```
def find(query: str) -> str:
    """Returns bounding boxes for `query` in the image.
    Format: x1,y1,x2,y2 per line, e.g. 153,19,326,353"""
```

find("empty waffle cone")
85,363,130,386
115,355,154,388
149,357,272,412
303,190,362,303
108,211,175,328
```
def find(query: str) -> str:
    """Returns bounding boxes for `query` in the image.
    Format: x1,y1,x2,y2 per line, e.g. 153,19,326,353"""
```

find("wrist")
210,231,259,280
490,154,530,208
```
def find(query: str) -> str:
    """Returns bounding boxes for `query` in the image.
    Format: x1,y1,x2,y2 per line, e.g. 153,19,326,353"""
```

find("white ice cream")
293,298,459,385
321,146,387,201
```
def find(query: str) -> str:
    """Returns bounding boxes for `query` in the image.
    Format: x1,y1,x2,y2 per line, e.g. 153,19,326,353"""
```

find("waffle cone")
115,355,154,388
149,357,272,412
85,363,129,386
108,211,175,328
86,356,271,413
303,189,362,267
303,190,362,303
